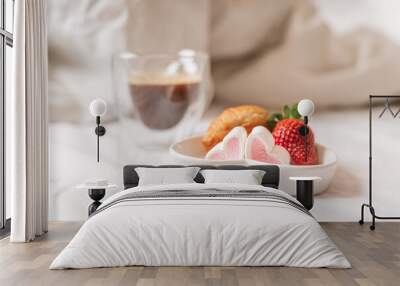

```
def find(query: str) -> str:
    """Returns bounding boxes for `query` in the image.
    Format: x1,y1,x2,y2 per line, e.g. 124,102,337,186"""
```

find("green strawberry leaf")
266,120,275,131
290,103,301,119
267,103,302,131
272,113,283,121
266,113,283,131
283,105,291,118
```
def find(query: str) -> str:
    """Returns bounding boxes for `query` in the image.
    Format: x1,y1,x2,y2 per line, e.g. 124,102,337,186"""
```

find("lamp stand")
304,116,308,162
94,116,106,162
298,116,309,162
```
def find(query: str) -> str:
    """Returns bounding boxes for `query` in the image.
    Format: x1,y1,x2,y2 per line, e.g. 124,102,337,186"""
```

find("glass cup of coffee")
114,50,210,150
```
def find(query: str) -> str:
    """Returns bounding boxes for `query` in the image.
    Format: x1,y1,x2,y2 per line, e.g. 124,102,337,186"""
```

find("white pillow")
135,167,200,186
200,169,266,185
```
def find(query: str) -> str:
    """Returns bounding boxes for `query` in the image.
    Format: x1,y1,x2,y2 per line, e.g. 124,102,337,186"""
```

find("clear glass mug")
113,50,210,150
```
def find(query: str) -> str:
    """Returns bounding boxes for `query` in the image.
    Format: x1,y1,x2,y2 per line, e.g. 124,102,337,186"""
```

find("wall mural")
47,0,400,222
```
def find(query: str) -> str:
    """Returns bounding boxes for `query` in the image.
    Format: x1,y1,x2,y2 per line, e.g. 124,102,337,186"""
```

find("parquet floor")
0,222,399,286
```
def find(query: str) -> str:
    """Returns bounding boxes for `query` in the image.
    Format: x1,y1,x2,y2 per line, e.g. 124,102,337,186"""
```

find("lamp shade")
298,99,315,117
89,99,107,117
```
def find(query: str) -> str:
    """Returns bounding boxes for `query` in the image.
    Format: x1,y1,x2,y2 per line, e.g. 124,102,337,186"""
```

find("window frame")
0,0,14,235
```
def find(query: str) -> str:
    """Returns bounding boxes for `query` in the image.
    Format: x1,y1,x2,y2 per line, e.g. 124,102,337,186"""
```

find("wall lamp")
89,99,107,162
297,99,315,162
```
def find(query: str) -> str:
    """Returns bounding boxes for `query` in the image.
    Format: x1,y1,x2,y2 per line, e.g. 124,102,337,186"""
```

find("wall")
47,0,400,222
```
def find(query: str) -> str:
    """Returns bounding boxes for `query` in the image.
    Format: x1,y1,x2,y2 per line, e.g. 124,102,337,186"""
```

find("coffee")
129,75,200,130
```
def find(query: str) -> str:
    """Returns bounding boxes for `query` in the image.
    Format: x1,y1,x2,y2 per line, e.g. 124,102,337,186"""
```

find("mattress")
49,104,400,222
50,183,350,269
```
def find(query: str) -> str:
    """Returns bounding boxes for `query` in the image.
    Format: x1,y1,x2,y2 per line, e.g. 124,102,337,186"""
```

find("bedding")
50,183,350,269
135,167,200,186
200,169,265,185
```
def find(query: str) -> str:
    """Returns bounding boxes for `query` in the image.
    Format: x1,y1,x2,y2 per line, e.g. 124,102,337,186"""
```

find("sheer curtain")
8,0,48,242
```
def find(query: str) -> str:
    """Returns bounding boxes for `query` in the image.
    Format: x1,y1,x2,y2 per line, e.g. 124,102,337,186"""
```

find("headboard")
123,165,280,189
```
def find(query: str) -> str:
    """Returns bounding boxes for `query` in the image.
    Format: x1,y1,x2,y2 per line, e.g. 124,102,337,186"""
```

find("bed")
50,165,350,269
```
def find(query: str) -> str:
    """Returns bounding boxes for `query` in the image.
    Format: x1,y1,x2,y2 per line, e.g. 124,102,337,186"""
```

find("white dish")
170,136,337,195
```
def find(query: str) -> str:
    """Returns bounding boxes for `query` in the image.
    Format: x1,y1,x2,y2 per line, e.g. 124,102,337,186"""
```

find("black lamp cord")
96,116,100,162
94,116,106,163
304,116,308,162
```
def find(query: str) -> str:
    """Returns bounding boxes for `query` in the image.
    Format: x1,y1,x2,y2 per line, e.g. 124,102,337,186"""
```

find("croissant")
202,105,269,150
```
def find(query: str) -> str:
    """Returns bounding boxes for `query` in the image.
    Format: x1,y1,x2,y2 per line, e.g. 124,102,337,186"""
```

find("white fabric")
47,0,128,123
200,169,265,185
47,0,400,120
8,0,48,242
50,183,350,269
135,167,200,186
47,0,210,123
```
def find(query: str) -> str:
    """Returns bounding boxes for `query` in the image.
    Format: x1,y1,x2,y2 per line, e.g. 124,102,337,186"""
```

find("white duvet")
50,183,350,269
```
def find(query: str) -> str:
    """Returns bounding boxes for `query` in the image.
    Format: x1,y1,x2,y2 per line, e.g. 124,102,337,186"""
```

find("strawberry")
272,118,318,165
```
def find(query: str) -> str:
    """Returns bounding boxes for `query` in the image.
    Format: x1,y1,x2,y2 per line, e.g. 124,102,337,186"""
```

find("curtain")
8,0,48,242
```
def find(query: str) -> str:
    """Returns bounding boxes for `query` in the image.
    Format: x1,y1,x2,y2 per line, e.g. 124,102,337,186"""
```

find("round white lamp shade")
298,99,315,117
89,99,107,117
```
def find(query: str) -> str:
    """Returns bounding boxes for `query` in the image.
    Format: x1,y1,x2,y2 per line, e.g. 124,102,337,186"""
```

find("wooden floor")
0,222,399,286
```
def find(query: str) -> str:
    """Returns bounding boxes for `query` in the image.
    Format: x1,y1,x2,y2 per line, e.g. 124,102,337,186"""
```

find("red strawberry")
272,118,318,165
